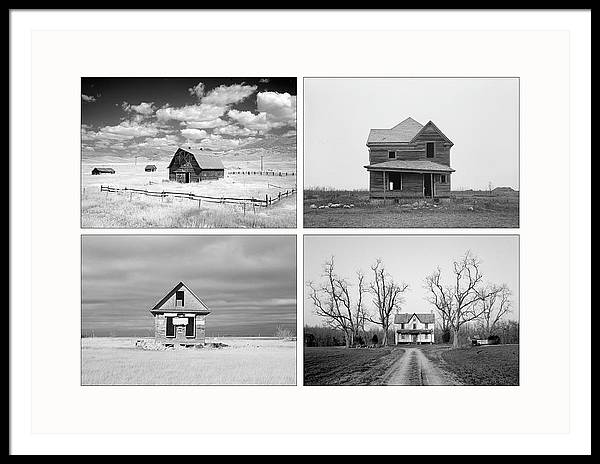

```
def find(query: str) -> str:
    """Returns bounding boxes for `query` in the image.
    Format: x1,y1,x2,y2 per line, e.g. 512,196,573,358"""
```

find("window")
424,323,429,329
413,323,417,329
175,290,184,307
165,317,175,338
439,174,447,184
388,151,396,159
185,316,195,337
400,323,405,329
426,142,434,158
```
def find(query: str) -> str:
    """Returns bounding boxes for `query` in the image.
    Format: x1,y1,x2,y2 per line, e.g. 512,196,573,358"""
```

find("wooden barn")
91,167,115,175
149,281,211,347
168,147,225,183
144,164,157,172
364,117,455,200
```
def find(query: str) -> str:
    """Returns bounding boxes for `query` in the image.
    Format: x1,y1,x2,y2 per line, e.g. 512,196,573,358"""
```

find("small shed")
168,147,225,183
91,167,115,175
149,281,211,347
144,164,157,172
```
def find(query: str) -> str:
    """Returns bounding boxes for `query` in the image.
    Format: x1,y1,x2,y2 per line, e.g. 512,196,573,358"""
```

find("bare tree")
366,259,409,347
306,257,366,348
475,284,512,338
424,251,498,348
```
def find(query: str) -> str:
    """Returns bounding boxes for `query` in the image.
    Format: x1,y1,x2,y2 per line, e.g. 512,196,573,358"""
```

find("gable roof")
168,148,224,171
394,313,435,324
411,120,453,145
367,117,424,145
364,159,455,173
92,167,115,173
150,281,211,314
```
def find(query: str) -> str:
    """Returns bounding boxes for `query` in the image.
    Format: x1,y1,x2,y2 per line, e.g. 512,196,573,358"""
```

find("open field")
303,189,519,228
422,344,519,386
81,337,296,385
303,346,401,385
81,155,296,228
304,344,519,386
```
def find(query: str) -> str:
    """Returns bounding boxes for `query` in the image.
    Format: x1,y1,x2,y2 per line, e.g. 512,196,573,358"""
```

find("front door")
423,173,433,198
411,334,417,343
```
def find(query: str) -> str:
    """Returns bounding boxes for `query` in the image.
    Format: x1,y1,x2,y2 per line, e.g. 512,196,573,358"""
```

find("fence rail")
100,185,295,208
227,170,295,177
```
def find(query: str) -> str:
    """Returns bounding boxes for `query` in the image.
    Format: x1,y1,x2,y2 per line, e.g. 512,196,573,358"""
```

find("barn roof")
364,160,455,173
394,313,435,324
92,167,115,173
367,117,424,144
169,148,224,171
150,281,211,314
145,164,156,169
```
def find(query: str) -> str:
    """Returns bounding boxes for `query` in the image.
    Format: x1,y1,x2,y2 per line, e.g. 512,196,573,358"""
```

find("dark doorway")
388,172,402,191
423,173,433,197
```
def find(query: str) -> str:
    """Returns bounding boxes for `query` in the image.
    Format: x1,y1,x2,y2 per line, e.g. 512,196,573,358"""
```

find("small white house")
393,312,435,344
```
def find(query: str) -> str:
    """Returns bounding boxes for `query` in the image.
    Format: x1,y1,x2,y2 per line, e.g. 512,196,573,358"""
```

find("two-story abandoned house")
393,312,435,345
364,117,455,201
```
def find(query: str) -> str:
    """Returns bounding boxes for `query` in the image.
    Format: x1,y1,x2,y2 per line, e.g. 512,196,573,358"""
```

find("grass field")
303,189,519,228
81,337,296,385
424,344,520,386
303,346,401,385
81,155,296,228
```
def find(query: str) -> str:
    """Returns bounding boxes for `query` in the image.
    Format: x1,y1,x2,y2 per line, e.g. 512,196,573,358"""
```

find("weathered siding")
156,286,207,312
369,172,425,198
369,147,426,165
154,313,207,345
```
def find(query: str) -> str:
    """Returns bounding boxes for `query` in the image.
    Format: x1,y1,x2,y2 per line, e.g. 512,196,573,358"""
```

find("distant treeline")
304,320,519,347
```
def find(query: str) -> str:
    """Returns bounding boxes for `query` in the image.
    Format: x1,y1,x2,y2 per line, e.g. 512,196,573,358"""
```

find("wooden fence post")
265,194,268,207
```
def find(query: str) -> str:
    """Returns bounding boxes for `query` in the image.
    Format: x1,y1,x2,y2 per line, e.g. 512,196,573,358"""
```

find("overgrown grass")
81,337,296,385
303,189,519,228
82,189,296,228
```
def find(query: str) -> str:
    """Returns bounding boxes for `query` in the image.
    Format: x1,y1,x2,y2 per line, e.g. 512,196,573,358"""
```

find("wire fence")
227,170,295,177
100,185,296,208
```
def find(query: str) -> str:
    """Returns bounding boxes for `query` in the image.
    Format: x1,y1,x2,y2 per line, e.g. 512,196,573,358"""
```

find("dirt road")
380,347,462,386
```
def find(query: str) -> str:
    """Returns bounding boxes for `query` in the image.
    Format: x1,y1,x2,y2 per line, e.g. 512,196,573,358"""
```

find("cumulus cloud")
188,82,205,99
122,101,156,116
82,94,96,102
82,120,160,142
156,103,226,123
202,83,257,106
257,91,296,126
180,128,208,140
183,118,228,129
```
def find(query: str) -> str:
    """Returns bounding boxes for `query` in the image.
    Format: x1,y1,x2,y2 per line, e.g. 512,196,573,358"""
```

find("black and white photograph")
81,77,297,228
304,235,519,386
81,235,297,385
304,77,519,228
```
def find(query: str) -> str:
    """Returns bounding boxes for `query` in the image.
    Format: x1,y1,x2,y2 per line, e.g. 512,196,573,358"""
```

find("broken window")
175,290,184,307
426,142,434,158
388,151,396,159
166,317,175,338
400,323,405,329
413,323,417,329
185,316,195,337
439,174,447,184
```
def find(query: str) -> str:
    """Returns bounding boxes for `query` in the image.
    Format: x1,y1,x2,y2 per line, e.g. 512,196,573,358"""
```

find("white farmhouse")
393,312,435,345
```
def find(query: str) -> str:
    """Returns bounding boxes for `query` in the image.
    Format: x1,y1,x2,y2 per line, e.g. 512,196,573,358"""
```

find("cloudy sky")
82,236,296,337
304,235,519,327
304,78,519,191
81,77,296,157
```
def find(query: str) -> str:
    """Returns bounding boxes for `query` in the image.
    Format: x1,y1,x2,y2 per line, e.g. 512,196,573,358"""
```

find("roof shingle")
394,313,435,324
367,117,424,144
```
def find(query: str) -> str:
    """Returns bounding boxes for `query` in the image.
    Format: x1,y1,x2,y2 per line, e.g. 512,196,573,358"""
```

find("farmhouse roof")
367,117,424,144
150,281,211,314
169,148,224,170
145,164,156,169
93,167,115,173
364,160,455,173
394,313,435,324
